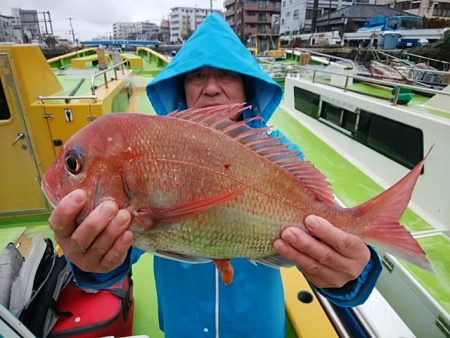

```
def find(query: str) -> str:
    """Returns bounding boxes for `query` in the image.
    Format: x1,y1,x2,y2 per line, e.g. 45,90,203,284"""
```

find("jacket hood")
147,13,282,122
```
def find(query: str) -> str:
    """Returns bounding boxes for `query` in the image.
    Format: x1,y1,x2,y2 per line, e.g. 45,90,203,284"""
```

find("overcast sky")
0,0,224,41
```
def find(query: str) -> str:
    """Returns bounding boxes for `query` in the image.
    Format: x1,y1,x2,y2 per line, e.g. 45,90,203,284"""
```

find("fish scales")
43,104,433,280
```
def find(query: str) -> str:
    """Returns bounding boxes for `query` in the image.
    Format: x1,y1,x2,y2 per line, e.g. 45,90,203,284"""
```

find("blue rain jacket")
71,13,381,338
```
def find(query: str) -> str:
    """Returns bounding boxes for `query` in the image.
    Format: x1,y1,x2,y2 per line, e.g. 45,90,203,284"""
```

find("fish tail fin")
352,147,433,272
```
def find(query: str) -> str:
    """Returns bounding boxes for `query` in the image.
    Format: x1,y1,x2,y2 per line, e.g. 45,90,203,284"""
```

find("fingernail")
273,239,289,252
116,210,131,226
306,216,319,230
282,229,297,244
120,230,133,244
99,200,117,215
71,190,86,204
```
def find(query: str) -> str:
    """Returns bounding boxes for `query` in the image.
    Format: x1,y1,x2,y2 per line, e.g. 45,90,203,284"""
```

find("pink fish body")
42,104,432,283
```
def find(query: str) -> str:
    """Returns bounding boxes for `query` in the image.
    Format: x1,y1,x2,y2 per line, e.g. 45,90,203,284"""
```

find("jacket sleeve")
312,246,382,307
67,246,145,289
269,128,382,307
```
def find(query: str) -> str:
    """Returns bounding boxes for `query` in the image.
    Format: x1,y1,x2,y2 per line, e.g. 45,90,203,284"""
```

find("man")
49,14,381,338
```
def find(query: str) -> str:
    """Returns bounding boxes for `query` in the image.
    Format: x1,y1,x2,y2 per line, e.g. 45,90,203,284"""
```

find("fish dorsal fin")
170,104,337,206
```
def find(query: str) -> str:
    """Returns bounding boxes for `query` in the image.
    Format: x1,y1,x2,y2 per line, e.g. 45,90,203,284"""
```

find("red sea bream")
42,104,432,284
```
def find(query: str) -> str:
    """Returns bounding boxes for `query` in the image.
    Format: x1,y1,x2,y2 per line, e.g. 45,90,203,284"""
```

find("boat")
279,65,450,337
0,44,168,337
1,43,449,337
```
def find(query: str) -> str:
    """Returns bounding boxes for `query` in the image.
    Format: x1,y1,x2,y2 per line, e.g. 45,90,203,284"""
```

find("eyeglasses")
185,68,242,85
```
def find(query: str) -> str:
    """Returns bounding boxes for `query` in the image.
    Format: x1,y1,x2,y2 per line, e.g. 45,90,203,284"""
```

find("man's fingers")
275,228,353,273
273,238,349,288
48,189,86,238
71,200,119,252
304,215,366,259
100,230,134,271
85,209,132,260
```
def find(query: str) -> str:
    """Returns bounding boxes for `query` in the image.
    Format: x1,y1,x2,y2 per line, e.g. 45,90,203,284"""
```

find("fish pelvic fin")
352,147,434,272
214,259,234,285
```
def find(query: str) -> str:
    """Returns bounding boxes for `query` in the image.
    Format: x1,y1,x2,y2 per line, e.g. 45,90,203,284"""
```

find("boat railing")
298,66,450,105
402,52,450,71
287,48,356,67
372,49,450,76
38,95,98,103
90,60,128,95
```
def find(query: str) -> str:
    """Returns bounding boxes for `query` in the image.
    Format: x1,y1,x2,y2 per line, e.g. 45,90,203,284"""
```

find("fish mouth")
41,180,58,209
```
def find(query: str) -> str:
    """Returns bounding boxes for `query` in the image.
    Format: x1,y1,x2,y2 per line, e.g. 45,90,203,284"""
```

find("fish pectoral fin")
135,183,254,223
152,250,211,264
256,255,295,268
214,258,234,285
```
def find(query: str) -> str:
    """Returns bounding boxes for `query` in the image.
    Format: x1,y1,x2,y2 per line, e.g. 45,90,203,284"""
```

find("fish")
42,103,433,284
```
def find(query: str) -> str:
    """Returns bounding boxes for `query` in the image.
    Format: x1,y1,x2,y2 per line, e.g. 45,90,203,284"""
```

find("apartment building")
170,7,222,43
12,8,40,42
224,0,282,41
279,0,354,35
113,21,158,40
388,0,450,18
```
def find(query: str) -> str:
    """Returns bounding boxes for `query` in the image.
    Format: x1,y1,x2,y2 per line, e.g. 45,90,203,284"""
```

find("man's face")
184,67,246,108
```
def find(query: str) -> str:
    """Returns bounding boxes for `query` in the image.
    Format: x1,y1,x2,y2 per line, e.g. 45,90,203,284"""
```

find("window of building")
293,9,299,19
305,9,315,20
282,1,286,7
0,80,11,120
259,1,269,9
433,2,450,17
411,1,420,9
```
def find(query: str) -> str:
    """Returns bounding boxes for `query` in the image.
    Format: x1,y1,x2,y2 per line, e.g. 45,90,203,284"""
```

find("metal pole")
47,11,54,35
42,11,48,35
69,17,76,43
311,0,319,33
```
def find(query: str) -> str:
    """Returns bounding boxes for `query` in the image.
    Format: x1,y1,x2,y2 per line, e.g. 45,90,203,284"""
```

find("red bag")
49,275,134,337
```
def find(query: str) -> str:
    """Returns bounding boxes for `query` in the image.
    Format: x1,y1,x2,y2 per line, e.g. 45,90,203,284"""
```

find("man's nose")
202,76,221,95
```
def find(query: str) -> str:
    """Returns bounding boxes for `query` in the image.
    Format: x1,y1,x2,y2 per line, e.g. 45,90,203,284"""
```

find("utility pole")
311,0,319,33
68,17,76,43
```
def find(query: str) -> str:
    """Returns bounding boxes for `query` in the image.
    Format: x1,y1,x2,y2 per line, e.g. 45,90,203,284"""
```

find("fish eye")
65,151,83,175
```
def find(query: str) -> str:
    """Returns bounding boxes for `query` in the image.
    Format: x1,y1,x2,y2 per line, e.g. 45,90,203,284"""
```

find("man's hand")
48,189,134,273
273,215,370,288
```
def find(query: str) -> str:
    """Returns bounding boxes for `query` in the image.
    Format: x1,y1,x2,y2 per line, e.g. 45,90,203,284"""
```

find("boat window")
320,101,357,134
294,87,320,118
356,110,423,169
0,80,11,120
321,102,341,125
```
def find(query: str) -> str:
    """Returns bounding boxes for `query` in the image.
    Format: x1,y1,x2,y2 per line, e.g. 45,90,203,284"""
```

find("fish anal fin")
214,258,234,285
